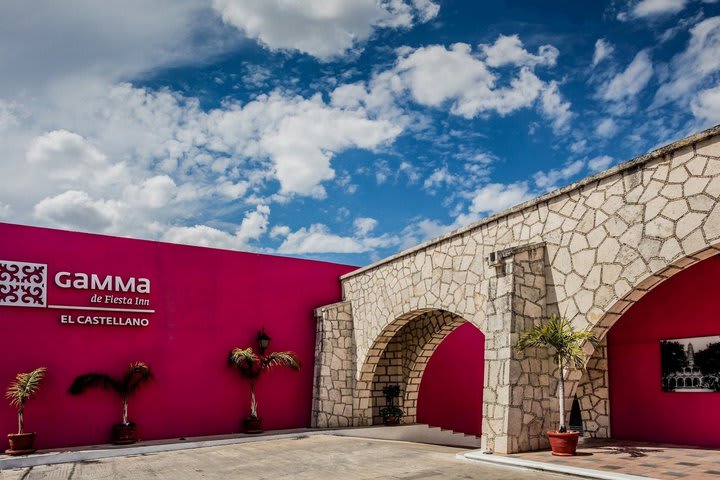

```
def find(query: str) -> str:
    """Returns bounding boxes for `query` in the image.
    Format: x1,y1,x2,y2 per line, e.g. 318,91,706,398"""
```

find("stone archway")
359,309,469,425
575,244,720,439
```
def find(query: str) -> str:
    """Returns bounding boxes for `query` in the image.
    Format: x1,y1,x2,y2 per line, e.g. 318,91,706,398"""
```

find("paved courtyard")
0,436,570,480
511,438,720,479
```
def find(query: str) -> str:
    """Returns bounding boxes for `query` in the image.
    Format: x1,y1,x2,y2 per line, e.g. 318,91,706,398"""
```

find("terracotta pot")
383,416,401,426
243,416,263,434
547,431,580,456
6,432,36,455
112,423,137,445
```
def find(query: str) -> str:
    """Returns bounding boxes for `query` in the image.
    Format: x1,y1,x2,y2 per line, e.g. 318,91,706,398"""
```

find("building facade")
311,125,720,453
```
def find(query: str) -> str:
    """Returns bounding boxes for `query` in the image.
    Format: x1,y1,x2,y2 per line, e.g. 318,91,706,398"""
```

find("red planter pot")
112,423,137,445
6,432,37,455
547,431,580,456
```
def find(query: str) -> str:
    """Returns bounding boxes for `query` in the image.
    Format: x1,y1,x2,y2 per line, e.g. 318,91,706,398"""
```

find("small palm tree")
228,347,300,418
517,314,599,433
6,367,46,434
68,362,152,425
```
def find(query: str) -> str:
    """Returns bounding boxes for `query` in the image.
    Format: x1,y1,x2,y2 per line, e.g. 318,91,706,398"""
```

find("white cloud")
480,34,558,68
33,190,122,231
423,166,455,192
277,223,399,254
588,155,614,172
654,16,720,107
631,0,688,18
270,224,291,239
540,81,573,133
592,39,614,66
123,175,177,208
211,0,439,60
392,42,552,117
467,182,532,215
600,50,654,102
162,204,270,250
533,160,585,190
0,202,13,218
353,217,378,236
399,161,421,183
596,118,619,138
570,139,588,154
25,130,126,187
691,85,720,124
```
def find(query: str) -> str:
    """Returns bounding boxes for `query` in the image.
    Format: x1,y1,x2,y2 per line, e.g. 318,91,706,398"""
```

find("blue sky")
1,0,719,266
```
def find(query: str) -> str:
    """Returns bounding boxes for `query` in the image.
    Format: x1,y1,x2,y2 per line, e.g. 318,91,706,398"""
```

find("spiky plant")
517,314,599,433
6,367,46,434
68,362,152,425
228,347,300,418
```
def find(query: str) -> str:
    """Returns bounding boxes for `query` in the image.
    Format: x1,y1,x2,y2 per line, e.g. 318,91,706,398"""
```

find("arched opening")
357,309,484,431
416,322,485,436
607,254,720,447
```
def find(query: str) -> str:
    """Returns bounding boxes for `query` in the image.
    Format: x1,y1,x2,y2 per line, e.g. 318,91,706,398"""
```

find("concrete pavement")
0,435,571,479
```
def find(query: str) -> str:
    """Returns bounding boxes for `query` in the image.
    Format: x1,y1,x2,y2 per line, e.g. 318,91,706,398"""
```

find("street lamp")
256,328,271,355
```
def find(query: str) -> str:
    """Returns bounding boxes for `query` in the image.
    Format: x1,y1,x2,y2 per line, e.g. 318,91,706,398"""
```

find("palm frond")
5,367,46,408
229,347,260,378
517,314,599,369
261,351,300,371
68,373,122,395
123,361,153,396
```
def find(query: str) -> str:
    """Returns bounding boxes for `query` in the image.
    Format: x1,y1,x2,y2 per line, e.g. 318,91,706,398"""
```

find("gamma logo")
0,260,47,308
0,258,154,327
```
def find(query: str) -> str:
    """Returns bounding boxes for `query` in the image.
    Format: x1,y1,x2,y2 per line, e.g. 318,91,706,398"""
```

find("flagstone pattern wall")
312,125,720,453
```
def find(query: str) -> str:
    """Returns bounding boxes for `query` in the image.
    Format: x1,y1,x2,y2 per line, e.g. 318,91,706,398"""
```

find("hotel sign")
0,259,154,327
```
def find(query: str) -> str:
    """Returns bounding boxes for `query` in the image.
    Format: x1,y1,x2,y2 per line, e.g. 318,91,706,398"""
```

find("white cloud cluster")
654,16,720,117
0,81,403,249
600,50,654,102
631,0,688,18
533,160,585,190
212,0,439,60
275,220,400,254
333,36,573,133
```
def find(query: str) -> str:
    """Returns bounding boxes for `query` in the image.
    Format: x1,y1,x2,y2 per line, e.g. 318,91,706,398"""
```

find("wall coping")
342,123,720,280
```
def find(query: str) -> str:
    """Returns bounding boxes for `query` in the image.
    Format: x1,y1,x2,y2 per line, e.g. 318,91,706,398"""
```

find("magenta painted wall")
416,322,484,436
0,222,356,449
608,255,720,447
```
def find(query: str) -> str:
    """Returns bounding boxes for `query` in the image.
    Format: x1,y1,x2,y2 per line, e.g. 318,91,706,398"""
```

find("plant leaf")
6,367,46,408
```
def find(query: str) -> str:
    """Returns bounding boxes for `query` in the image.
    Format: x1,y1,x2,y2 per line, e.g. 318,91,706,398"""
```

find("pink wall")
416,322,484,437
608,255,720,447
0,222,355,449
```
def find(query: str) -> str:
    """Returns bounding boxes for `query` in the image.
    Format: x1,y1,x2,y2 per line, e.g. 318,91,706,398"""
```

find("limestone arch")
354,308,483,426
575,243,720,437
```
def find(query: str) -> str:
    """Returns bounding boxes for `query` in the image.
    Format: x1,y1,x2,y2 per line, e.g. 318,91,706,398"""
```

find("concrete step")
332,424,482,449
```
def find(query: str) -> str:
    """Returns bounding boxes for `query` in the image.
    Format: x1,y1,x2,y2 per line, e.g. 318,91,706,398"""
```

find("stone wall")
313,126,720,452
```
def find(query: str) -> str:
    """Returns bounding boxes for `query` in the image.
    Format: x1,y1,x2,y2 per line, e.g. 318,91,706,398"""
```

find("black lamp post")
256,328,271,355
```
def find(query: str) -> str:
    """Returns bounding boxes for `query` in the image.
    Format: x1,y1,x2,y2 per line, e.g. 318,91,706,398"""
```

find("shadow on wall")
416,322,485,437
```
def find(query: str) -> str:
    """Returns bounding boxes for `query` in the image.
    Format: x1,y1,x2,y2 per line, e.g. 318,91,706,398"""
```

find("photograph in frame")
661,335,720,392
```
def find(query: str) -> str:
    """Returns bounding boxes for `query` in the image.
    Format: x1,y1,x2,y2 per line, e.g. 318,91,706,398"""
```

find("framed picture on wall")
661,335,720,392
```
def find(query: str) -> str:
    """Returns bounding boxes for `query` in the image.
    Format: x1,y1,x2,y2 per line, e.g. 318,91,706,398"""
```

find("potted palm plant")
379,384,403,426
5,367,46,455
517,314,599,456
68,361,153,445
228,328,300,433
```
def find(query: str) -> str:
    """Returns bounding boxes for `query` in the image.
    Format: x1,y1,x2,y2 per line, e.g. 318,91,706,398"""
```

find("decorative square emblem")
0,260,47,308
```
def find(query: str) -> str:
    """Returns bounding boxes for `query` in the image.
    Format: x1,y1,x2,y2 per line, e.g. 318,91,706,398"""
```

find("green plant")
68,362,153,425
228,347,300,418
380,383,403,420
5,367,46,434
516,314,599,433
